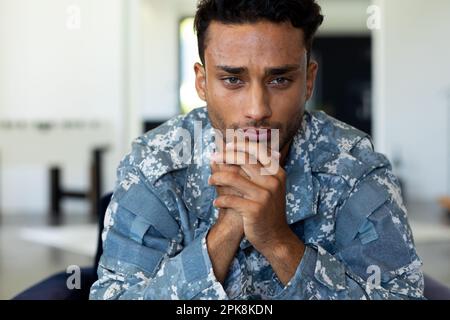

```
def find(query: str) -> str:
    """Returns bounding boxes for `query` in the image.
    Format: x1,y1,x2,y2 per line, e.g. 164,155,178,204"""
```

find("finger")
210,159,250,179
213,149,282,186
227,143,282,180
210,159,219,173
210,162,244,197
218,150,281,184
240,163,275,183
226,141,280,167
210,151,224,165
210,161,249,196
212,150,258,166
224,141,282,179
217,150,261,181
217,186,244,197
213,195,259,215
209,171,261,200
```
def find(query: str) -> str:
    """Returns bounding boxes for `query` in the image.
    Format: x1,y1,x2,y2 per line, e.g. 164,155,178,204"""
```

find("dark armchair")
12,193,450,300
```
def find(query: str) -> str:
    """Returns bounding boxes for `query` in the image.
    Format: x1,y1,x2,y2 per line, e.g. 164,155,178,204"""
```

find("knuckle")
216,172,229,183
222,195,233,203
218,196,226,205
217,173,229,184
216,196,226,206
252,202,264,213
268,177,279,189
260,189,271,202
227,171,240,181
228,165,241,173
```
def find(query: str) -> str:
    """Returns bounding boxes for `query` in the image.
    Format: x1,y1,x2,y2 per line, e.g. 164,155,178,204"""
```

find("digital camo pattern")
89,107,424,300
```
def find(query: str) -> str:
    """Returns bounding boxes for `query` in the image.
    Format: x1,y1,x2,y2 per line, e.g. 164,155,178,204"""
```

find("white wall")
373,0,450,201
0,0,123,121
0,0,127,214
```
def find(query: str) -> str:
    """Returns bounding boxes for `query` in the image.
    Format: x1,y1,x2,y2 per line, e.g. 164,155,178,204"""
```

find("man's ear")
306,60,318,101
194,62,207,102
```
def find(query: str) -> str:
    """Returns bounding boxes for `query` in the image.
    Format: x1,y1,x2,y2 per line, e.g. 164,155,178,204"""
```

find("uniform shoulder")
309,110,370,154
308,111,390,184
120,107,210,184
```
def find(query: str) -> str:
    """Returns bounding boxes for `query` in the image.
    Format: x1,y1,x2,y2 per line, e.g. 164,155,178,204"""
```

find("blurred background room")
0,0,450,299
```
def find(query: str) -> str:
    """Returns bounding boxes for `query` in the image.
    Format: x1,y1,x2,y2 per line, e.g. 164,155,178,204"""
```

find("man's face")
195,20,318,153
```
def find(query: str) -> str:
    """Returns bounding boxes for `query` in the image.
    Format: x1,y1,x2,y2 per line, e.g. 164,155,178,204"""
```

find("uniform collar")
182,120,216,222
283,112,319,224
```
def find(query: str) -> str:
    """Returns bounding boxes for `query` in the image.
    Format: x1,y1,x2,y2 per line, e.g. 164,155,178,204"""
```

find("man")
90,0,424,300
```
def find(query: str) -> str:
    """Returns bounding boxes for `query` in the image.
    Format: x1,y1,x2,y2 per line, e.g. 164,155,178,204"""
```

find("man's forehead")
206,20,304,45
204,21,306,67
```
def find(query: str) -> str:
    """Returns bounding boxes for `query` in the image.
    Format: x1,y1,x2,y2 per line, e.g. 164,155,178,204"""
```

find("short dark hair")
194,0,324,64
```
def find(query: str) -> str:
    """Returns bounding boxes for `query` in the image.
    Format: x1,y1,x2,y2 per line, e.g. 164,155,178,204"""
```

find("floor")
0,214,93,300
0,201,449,300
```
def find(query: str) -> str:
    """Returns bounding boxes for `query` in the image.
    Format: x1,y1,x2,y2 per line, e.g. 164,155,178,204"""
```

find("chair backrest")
94,193,113,270
424,274,450,300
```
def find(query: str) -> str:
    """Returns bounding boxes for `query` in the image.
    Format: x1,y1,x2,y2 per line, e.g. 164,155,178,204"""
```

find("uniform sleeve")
89,142,228,300
275,145,424,300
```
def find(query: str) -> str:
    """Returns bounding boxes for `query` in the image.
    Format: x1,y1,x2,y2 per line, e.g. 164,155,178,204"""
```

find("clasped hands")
208,141,302,263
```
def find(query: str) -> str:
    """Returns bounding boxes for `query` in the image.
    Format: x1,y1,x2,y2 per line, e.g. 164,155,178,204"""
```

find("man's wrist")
208,214,243,249
268,231,304,260
260,230,305,285
206,213,244,284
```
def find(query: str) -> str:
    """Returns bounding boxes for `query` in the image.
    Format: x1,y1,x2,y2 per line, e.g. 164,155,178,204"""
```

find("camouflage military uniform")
89,107,424,300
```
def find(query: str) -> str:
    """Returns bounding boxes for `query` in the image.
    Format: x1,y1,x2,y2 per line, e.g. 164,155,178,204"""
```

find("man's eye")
269,77,291,86
223,77,243,85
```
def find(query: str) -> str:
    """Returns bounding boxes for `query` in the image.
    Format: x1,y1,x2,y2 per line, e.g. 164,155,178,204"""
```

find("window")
179,17,204,114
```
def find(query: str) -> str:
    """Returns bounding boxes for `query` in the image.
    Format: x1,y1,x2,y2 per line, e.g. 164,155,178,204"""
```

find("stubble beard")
207,104,305,153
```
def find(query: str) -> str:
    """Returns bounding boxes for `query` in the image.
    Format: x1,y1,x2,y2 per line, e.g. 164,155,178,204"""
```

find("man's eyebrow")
264,64,301,76
215,65,246,74
215,64,301,76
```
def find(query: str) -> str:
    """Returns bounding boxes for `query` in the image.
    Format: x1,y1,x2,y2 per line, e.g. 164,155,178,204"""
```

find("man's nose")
244,83,272,122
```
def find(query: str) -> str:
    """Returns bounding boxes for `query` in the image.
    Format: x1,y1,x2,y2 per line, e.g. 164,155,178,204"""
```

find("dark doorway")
311,36,372,135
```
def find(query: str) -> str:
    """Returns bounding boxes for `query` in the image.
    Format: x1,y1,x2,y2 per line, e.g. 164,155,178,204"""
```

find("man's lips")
242,128,272,142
